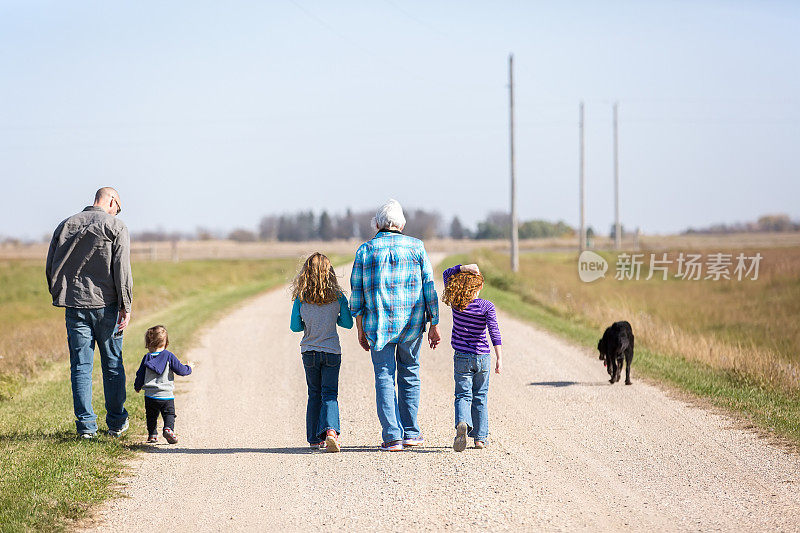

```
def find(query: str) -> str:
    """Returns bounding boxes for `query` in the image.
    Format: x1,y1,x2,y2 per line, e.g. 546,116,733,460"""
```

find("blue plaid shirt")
350,230,439,351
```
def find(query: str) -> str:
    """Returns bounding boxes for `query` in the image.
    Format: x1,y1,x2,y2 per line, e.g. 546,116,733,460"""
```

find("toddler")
134,325,192,444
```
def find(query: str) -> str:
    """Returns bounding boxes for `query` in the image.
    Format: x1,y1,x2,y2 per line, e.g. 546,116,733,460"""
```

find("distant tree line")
129,209,575,243
683,214,800,235
472,212,574,240
255,208,443,242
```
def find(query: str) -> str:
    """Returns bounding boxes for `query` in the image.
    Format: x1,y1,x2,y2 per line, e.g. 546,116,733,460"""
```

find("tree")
319,211,335,241
354,210,377,240
258,216,278,241
196,227,215,241
517,219,574,239
335,208,355,239
277,211,316,241
475,212,510,239
228,228,257,242
404,209,442,240
450,216,466,239
757,214,793,232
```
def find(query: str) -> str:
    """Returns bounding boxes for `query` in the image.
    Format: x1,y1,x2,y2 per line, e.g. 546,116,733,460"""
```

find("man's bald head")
93,187,122,215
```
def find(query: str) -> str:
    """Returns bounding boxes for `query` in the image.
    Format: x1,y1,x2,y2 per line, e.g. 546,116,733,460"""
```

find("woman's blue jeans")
454,352,490,441
370,336,423,444
302,350,341,444
65,305,128,434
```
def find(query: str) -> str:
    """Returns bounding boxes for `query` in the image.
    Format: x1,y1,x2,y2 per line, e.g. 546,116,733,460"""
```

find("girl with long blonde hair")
289,253,353,452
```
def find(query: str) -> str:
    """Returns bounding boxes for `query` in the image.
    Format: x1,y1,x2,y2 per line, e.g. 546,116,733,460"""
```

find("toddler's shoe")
379,440,404,452
402,437,424,447
453,421,468,452
147,435,158,443
325,429,340,453
162,427,178,444
474,440,486,449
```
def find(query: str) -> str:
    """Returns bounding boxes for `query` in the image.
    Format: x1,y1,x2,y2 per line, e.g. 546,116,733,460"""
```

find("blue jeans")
302,351,341,444
454,352,490,441
65,305,128,434
370,336,423,443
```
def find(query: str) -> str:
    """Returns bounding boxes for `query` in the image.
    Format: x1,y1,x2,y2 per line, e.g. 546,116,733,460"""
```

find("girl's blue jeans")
453,352,491,441
302,350,341,444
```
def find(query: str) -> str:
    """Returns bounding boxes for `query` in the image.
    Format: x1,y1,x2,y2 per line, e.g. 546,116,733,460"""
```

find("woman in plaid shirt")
350,199,441,451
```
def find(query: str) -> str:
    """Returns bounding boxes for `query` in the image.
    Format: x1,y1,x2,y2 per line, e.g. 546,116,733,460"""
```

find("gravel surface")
90,259,800,532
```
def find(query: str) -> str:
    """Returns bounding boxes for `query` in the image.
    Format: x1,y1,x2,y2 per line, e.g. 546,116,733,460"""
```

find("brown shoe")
453,422,468,452
325,430,340,453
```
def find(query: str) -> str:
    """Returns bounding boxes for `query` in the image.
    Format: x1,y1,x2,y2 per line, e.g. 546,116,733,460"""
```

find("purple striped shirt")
443,265,502,354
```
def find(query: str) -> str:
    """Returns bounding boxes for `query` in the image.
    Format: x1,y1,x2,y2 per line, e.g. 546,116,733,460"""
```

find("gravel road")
90,258,800,532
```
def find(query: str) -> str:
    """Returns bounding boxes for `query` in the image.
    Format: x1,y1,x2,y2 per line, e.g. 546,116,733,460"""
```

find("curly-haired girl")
442,263,502,451
290,252,353,452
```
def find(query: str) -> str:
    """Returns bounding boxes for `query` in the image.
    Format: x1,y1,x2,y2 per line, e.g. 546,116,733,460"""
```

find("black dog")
597,321,634,385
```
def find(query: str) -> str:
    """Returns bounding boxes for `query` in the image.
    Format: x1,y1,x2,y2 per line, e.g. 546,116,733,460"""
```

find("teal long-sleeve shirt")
290,294,353,354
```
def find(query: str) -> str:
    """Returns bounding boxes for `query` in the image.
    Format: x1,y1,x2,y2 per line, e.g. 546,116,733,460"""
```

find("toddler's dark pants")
144,396,176,435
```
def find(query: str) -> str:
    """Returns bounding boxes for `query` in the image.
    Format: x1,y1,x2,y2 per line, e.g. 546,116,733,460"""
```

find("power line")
285,0,422,80
381,0,449,39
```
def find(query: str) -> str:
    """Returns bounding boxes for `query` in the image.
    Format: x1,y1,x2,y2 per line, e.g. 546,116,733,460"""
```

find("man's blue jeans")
65,305,128,434
302,350,341,444
370,336,423,444
454,352,490,441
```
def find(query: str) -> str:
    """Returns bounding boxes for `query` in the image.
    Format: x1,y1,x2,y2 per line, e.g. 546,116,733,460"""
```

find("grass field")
0,257,313,531
442,248,800,445
0,258,314,399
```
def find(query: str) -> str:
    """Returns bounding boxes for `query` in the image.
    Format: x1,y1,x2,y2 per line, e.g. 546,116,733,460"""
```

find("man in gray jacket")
46,187,133,438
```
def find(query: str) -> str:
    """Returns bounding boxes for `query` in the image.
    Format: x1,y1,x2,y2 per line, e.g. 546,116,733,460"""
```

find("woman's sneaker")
325,430,340,453
162,427,178,444
474,440,486,449
147,435,158,443
402,437,424,447
107,418,129,438
453,421,468,452
379,440,404,452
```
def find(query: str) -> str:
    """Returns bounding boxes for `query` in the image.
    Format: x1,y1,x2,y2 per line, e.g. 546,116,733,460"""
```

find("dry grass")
0,258,299,388
5,232,800,262
471,247,800,393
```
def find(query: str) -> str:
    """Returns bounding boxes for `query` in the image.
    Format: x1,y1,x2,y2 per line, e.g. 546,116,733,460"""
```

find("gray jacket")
134,350,192,399
45,206,133,311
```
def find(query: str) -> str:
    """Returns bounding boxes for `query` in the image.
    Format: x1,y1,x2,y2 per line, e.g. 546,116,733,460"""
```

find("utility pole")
509,54,519,272
579,101,586,252
613,101,621,250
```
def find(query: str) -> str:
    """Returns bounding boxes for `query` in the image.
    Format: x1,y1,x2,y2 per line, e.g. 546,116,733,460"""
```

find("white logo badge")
578,251,608,282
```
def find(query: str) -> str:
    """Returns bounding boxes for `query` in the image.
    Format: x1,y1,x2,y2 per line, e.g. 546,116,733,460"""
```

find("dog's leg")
625,352,632,385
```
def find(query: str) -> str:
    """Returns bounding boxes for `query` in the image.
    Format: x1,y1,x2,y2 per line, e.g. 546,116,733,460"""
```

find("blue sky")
1,1,798,239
